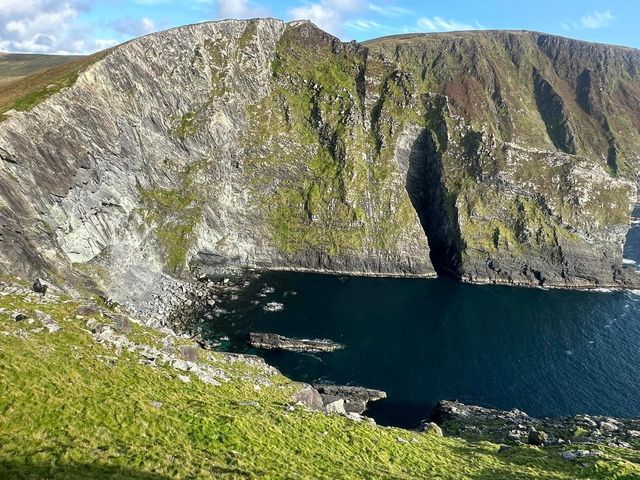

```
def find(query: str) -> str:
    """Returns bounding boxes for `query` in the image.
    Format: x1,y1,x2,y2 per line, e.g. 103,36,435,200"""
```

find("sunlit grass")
1,291,639,479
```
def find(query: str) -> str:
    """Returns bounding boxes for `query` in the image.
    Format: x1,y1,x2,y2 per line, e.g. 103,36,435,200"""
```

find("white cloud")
94,38,119,49
344,19,383,31
563,10,615,30
110,17,157,36
288,0,366,36
417,16,483,32
368,3,412,17
0,0,110,54
216,0,268,19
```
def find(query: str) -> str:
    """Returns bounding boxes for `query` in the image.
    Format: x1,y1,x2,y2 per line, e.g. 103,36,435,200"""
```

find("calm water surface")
205,209,640,428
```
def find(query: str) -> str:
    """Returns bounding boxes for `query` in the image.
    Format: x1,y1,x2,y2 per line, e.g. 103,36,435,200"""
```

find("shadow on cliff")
405,129,463,280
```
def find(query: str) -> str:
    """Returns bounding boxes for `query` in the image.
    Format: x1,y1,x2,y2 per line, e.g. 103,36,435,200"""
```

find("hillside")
0,51,108,119
0,52,83,84
2,279,640,479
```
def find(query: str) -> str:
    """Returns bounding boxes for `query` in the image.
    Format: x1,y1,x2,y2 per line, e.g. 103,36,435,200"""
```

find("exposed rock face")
432,400,639,449
292,383,385,418
1,20,639,301
314,384,387,414
248,332,344,352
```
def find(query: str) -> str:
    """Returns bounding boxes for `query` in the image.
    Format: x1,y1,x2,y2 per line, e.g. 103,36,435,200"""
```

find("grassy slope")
0,51,108,118
0,53,83,85
1,287,640,479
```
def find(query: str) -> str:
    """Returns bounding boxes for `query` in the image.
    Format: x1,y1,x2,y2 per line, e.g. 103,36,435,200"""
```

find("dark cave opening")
405,129,463,280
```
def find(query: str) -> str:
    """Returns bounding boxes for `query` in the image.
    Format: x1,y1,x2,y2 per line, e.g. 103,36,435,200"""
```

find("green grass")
0,51,108,118
0,53,82,84
2,289,640,479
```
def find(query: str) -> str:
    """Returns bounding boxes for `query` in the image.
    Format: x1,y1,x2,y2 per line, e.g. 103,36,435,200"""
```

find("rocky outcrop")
314,384,387,414
432,400,640,449
248,332,344,353
1,20,639,302
292,383,385,421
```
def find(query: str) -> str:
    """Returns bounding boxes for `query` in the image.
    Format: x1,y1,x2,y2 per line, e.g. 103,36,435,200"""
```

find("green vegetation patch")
0,50,109,118
138,160,210,273
242,25,424,259
2,289,640,478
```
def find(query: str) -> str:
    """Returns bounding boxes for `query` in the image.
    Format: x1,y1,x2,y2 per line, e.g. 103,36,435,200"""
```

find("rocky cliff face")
0,20,639,303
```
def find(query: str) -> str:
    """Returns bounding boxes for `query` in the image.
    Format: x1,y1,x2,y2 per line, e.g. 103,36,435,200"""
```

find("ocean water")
205,209,640,428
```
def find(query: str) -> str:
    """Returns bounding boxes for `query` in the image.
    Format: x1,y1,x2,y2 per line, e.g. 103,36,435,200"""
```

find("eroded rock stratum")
1,19,639,303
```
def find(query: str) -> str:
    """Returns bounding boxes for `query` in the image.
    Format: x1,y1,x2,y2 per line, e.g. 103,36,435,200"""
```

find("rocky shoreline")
432,400,640,451
7,274,640,454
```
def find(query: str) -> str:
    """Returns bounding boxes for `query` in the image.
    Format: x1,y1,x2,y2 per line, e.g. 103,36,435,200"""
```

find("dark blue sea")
205,208,640,428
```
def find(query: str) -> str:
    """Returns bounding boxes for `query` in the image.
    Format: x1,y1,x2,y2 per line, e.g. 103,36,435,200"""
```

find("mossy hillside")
0,53,83,84
412,92,631,271
367,31,640,181
243,24,424,259
138,160,211,273
238,20,259,51
0,51,109,118
3,288,640,479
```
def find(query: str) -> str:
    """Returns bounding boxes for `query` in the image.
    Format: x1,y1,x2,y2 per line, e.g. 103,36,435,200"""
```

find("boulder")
325,399,346,415
418,422,443,437
528,428,549,446
314,384,386,414
32,278,48,295
293,385,323,411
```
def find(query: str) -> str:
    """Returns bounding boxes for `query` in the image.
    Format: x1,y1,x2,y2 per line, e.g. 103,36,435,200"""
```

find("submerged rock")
263,302,284,312
248,332,344,353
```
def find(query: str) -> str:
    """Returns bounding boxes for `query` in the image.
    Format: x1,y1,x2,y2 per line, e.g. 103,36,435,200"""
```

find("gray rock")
292,385,323,411
325,399,346,415
32,278,48,295
248,332,344,353
433,400,639,450
314,384,386,414
34,310,60,333
419,422,443,437
180,345,200,362
599,421,618,432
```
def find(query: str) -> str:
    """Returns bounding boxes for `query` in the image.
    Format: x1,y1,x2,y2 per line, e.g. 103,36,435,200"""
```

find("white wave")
591,288,615,293
623,258,637,265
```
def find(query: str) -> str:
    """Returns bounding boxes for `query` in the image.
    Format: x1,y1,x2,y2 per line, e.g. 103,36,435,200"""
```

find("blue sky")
1,0,639,54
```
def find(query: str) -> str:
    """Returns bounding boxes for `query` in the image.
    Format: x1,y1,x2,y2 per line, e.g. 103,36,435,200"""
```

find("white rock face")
0,19,290,303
